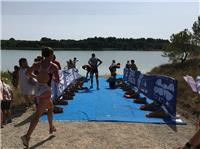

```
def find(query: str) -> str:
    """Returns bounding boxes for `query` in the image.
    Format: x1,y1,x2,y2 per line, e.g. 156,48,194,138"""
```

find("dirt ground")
1,108,197,149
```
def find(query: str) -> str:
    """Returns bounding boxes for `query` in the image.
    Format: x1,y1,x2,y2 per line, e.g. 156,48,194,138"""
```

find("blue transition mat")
41,77,185,124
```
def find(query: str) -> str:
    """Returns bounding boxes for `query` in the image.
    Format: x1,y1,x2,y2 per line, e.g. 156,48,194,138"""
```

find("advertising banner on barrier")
152,76,177,117
123,68,130,81
51,68,82,99
183,75,197,92
124,69,177,118
138,74,156,99
72,68,82,80
127,70,141,87
139,74,177,117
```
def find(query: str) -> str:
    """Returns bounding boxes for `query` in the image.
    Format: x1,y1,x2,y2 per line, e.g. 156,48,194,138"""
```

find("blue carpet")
41,77,185,124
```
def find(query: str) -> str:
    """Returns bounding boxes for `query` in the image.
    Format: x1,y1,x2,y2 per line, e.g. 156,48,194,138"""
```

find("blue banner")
123,69,177,118
138,74,156,99
127,70,141,87
123,68,130,81
152,76,177,117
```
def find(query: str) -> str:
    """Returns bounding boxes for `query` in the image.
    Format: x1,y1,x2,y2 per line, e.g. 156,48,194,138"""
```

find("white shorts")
35,83,51,97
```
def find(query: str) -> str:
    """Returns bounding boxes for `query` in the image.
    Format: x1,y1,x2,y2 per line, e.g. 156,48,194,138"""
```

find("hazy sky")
1,0,199,40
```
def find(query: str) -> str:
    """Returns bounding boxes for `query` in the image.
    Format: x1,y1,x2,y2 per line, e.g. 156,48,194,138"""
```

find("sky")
1,0,200,40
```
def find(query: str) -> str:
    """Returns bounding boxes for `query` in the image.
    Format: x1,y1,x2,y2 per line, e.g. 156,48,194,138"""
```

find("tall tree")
163,29,193,64
192,16,200,46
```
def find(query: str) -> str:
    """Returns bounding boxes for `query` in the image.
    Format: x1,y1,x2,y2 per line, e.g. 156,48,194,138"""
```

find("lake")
1,50,168,75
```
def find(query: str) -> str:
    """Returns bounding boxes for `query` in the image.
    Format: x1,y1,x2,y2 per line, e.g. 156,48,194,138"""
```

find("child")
1,79,13,125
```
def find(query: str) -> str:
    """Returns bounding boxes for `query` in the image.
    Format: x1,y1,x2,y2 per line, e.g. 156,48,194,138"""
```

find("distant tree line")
1,37,169,51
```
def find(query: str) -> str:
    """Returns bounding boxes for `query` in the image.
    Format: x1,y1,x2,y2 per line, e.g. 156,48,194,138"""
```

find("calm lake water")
1,50,168,75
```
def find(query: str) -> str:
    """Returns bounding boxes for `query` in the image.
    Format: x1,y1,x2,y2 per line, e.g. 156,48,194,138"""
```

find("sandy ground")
1,108,197,149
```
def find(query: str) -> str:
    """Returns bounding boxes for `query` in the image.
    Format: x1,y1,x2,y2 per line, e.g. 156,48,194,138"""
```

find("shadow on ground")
28,135,56,149
15,113,34,127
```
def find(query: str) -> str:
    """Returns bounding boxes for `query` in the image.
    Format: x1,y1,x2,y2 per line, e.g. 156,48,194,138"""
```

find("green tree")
192,16,200,46
163,29,193,64
191,16,200,56
9,38,15,41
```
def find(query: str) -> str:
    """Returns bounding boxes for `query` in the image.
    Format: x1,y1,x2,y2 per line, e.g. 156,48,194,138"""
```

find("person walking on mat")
88,53,102,90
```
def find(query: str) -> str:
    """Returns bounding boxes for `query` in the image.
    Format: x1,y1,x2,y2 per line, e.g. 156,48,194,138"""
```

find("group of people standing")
65,57,78,70
82,55,138,90
125,59,138,71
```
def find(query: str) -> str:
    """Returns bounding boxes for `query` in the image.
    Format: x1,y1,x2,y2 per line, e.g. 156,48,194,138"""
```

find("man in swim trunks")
21,47,59,148
88,53,102,90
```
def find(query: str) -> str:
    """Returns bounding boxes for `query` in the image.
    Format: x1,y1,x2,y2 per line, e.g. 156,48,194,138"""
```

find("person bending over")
88,53,102,90
82,64,91,80
109,61,120,78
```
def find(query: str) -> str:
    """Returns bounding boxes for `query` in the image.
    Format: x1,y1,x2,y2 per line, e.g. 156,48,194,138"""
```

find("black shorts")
91,67,98,73
1,100,11,110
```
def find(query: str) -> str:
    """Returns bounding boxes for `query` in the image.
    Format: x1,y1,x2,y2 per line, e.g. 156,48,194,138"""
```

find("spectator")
18,58,34,108
0,77,3,128
130,59,138,71
1,80,13,125
8,65,19,89
52,55,61,70
67,59,74,70
73,57,78,68
125,60,130,69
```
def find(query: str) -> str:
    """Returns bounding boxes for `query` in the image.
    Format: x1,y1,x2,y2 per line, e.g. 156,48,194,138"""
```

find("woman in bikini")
21,47,59,148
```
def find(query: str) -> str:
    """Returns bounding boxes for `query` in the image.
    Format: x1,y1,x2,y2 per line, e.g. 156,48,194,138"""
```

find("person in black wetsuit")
88,53,102,90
